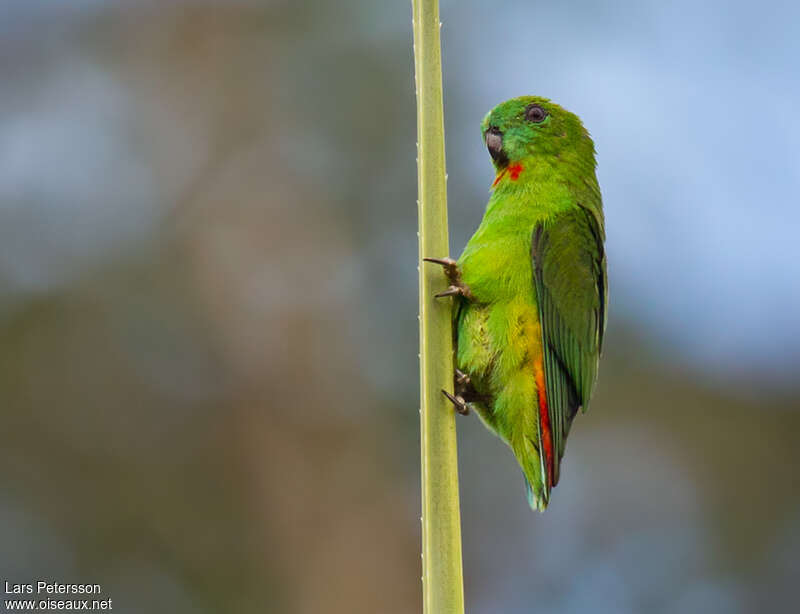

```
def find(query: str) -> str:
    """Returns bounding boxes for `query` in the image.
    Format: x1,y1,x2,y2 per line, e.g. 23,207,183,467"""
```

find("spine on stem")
411,2,465,613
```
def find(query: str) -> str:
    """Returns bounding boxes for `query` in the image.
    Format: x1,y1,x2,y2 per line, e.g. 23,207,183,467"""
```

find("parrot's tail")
519,436,549,512
524,476,547,512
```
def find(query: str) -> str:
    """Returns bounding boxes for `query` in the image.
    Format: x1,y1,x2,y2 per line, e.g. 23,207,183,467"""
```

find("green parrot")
425,96,607,510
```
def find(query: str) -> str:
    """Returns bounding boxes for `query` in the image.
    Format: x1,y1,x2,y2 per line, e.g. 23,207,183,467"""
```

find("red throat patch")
533,357,554,489
491,163,524,187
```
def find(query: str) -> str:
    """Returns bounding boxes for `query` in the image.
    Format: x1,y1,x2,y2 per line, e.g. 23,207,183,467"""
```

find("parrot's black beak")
485,127,507,166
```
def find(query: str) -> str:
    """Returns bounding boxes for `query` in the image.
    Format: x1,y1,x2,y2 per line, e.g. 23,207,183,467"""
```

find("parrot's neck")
491,157,562,197
481,160,585,232
489,154,597,214
490,154,559,190
491,163,525,187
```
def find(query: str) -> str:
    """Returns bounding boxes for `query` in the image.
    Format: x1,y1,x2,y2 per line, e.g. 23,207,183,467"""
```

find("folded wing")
531,205,607,486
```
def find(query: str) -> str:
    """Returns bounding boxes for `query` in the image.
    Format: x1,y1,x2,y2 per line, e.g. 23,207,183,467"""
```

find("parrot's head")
480,96,595,174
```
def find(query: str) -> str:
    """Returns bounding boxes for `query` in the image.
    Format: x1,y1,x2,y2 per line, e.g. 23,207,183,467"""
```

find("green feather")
531,206,607,483
453,96,607,510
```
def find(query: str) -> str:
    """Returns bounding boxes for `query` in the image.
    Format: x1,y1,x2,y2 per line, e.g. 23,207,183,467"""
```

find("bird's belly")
456,296,544,437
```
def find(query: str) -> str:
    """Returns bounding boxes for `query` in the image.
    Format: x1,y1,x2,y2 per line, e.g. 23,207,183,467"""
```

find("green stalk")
412,2,465,613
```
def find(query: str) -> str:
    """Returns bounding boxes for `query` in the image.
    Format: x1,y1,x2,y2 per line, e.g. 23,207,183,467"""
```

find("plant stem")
412,2,465,613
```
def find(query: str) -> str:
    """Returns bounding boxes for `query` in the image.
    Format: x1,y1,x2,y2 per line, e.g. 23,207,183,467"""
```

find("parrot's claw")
423,257,473,300
423,256,458,270
434,285,468,298
454,368,471,387
441,389,470,415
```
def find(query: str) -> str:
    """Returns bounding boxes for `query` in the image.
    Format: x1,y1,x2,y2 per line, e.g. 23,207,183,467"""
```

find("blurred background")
1,1,798,612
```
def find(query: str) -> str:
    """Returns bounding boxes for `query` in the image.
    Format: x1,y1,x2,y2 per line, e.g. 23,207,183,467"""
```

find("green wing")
531,205,607,485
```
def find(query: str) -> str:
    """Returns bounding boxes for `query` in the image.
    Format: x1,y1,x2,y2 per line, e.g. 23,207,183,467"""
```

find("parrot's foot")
455,369,484,403
423,257,474,300
454,369,475,403
442,371,487,416
441,389,470,415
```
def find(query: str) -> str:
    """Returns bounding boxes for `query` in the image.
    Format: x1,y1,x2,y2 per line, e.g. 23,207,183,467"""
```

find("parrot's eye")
525,104,548,123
